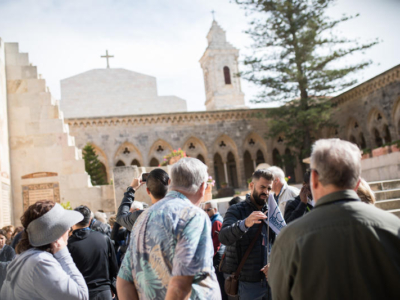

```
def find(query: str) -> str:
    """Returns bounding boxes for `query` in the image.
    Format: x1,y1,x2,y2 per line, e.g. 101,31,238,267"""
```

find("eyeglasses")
204,208,213,212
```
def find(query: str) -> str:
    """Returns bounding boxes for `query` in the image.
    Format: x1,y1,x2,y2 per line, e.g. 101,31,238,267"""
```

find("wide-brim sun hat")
26,203,83,247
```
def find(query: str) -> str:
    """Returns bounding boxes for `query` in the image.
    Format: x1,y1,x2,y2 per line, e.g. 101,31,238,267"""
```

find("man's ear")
146,187,151,195
168,178,171,185
354,178,361,191
249,181,254,190
311,169,318,190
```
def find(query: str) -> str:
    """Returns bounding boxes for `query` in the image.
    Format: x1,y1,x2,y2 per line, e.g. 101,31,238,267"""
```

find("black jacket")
68,228,118,294
284,195,314,224
115,187,144,232
90,219,111,237
219,194,275,282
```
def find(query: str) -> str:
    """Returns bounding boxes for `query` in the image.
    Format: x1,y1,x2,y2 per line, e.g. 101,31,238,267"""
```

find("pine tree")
236,0,378,168
82,144,107,186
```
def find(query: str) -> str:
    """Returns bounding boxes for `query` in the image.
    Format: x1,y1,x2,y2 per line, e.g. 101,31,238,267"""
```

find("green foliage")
236,0,378,164
82,143,107,186
60,201,72,210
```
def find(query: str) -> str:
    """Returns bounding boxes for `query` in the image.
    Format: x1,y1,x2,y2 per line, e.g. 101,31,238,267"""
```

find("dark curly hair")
16,200,55,254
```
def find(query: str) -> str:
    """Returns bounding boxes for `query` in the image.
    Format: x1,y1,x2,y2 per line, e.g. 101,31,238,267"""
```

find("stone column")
223,163,229,184
253,159,257,170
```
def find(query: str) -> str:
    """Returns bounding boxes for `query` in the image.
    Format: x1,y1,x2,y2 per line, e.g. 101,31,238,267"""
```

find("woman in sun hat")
0,200,89,300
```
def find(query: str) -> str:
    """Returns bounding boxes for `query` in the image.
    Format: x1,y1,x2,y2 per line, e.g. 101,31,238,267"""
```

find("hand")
244,211,267,228
261,263,270,280
130,177,145,191
300,186,309,204
50,232,68,254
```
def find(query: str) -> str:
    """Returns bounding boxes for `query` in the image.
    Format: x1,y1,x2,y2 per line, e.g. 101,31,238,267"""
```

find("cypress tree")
82,144,107,186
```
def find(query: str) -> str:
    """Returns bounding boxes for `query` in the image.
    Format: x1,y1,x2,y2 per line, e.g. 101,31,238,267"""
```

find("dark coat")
0,245,15,263
219,195,275,282
284,195,314,224
68,228,118,294
115,187,143,232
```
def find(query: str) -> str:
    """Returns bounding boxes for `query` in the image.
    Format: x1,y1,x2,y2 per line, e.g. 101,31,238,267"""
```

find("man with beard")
219,169,275,300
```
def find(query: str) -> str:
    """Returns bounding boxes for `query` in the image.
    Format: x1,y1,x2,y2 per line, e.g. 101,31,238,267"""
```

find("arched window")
223,66,231,85
243,151,254,183
256,150,265,166
131,159,140,167
373,128,383,147
227,152,238,188
383,124,392,144
359,133,367,149
272,148,282,167
349,135,357,146
214,153,224,189
116,160,125,167
149,158,159,167
197,154,205,164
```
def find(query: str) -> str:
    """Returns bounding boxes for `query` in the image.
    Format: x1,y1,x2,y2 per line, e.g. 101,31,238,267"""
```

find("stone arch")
114,142,143,167
148,139,173,166
242,132,268,163
197,154,205,164
346,117,365,149
367,108,391,146
131,159,140,167
212,135,241,188
87,143,110,182
227,152,239,188
182,136,208,164
392,97,400,139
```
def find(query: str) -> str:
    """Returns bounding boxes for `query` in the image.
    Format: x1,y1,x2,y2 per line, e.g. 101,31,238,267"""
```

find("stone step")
375,198,400,210
388,209,400,218
369,179,400,191
374,188,400,201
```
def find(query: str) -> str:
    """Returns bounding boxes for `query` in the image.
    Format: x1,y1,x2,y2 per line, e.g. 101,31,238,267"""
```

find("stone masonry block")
17,53,29,66
5,66,22,80
4,43,19,54
66,173,92,189
61,160,86,175
27,79,46,94
6,79,28,94
21,66,37,79
62,146,79,161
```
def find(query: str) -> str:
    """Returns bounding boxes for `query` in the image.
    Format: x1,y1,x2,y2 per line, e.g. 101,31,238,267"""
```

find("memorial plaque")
22,182,60,210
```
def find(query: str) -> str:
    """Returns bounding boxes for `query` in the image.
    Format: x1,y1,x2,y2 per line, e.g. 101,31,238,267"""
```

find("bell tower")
199,21,246,111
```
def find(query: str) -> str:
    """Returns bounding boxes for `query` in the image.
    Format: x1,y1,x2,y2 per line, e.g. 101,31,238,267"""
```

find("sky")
0,0,399,112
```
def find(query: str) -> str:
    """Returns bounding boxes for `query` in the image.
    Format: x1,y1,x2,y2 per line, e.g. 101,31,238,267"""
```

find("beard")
252,187,268,206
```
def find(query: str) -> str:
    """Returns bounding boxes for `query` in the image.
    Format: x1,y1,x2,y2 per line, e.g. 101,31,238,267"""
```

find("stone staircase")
369,179,400,217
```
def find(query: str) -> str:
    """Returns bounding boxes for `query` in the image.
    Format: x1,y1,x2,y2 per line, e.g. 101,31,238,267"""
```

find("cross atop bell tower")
101,50,114,68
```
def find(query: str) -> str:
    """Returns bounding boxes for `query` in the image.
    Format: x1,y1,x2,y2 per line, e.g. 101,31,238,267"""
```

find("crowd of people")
0,138,399,300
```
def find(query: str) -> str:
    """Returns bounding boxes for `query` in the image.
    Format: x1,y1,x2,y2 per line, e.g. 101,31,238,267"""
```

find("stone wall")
66,110,304,190
0,39,12,227
60,69,187,119
5,43,115,224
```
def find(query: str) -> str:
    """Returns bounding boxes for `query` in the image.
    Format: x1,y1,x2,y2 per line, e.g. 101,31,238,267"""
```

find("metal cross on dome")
101,50,114,69
211,10,215,21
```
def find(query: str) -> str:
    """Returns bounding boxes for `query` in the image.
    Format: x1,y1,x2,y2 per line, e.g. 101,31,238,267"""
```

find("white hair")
94,211,107,224
131,201,144,210
267,166,285,184
311,138,361,189
169,157,208,195
204,201,218,210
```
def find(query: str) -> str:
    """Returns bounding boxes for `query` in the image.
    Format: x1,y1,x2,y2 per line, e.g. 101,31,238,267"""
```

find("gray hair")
267,166,285,183
131,201,144,210
204,201,218,210
169,157,208,195
94,211,107,224
311,138,361,189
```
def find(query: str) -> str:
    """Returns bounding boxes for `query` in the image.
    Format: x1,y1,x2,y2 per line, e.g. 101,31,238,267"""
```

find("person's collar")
166,190,190,202
315,190,359,208
210,212,220,221
246,193,265,211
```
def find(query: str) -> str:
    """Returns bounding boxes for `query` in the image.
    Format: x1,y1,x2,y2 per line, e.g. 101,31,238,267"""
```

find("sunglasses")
204,208,213,212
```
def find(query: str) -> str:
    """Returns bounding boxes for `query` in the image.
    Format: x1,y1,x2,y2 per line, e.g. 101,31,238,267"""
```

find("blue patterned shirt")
118,191,221,300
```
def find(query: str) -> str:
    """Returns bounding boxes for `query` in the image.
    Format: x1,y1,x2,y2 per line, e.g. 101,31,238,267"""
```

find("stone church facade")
0,21,399,226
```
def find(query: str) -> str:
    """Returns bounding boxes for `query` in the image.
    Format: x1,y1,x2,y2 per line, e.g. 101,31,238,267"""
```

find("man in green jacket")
269,138,400,300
